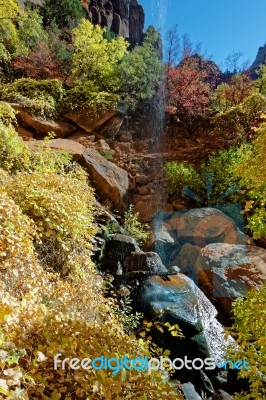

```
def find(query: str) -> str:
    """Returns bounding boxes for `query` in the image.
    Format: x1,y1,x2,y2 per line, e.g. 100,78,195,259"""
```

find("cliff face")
20,0,145,47
87,0,145,46
250,44,266,77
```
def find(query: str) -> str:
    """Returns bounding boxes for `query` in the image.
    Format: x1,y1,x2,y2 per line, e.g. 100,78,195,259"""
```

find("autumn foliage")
11,43,66,80
167,57,212,121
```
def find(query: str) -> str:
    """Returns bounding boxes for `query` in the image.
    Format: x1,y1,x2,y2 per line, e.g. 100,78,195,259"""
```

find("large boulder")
11,105,76,138
195,243,266,317
65,109,123,139
138,273,233,361
26,139,84,161
173,243,201,276
153,208,254,266
81,148,129,211
139,274,208,353
124,251,168,274
162,208,254,247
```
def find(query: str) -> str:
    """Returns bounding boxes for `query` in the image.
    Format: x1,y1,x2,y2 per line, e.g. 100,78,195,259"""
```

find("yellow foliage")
0,140,183,399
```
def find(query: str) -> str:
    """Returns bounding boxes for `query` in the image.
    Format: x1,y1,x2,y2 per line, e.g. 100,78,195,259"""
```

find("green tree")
71,19,128,92
0,0,26,60
254,64,266,95
42,0,86,30
118,26,164,109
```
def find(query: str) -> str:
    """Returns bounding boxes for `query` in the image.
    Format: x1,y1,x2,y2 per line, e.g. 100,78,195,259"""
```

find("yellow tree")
71,19,128,92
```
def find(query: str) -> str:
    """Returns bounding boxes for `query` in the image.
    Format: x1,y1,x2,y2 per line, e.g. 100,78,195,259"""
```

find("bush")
227,283,266,399
0,101,17,126
6,167,97,270
0,180,181,400
201,145,249,204
0,122,30,172
210,93,266,149
64,82,120,114
233,118,266,238
0,190,36,274
0,78,65,118
164,161,203,195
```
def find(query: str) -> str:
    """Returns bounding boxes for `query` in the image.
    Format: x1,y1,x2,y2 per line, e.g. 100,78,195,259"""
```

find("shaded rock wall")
87,0,144,46
250,43,266,78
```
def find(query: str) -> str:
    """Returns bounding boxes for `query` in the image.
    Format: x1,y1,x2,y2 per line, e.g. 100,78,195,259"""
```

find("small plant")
138,320,184,373
99,149,113,161
123,204,150,245
112,295,143,335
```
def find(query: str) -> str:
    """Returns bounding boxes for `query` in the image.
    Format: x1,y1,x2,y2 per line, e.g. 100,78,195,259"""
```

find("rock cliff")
20,0,145,47
87,0,145,46
250,43,266,77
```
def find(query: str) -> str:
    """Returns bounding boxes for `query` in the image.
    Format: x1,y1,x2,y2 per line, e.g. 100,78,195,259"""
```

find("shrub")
201,145,249,204
164,161,203,195
0,190,36,274
227,283,266,399
0,179,182,400
123,204,150,245
0,122,30,172
6,167,97,270
210,93,266,149
64,82,120,114
0,78,65,118
0,101,17,126
210,107,245,148
233,118,266,238
164,148,250,209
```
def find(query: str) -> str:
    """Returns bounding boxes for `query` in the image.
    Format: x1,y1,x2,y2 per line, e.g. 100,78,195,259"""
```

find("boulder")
153,208,254,268
65,109,123,139
195,243,266,316
213,390,232,400
81,148,129,211
173,243,201,275
182,383,202,400
103,234,140,273
164,208,254,248
124,252,168,274
139,274,207,348
26,139,84,161
15,108,76,138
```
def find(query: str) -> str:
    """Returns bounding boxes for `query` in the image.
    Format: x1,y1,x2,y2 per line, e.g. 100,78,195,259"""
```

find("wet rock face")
87,0,144,46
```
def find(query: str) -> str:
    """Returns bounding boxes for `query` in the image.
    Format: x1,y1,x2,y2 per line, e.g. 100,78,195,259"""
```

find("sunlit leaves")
228,284,266,399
